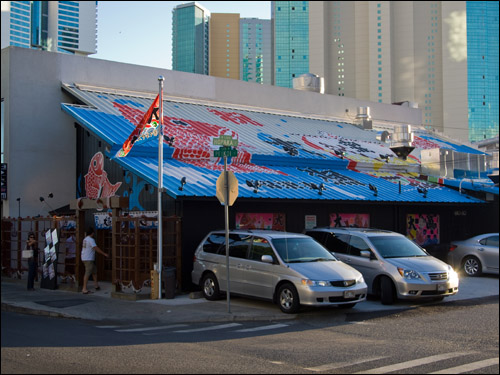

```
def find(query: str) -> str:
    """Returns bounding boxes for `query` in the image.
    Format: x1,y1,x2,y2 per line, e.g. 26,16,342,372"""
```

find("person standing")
81,227,109,294
26,232,39,291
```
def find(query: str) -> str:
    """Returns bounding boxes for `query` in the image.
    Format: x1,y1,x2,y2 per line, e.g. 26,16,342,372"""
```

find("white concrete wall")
1,46,421,217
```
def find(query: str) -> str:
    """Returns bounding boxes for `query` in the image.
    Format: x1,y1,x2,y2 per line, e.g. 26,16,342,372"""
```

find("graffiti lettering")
297,167,364,186
207,108,264,127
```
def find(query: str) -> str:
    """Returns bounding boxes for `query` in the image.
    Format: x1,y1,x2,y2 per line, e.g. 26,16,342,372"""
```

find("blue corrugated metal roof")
442,178,499,196
60,84,485,204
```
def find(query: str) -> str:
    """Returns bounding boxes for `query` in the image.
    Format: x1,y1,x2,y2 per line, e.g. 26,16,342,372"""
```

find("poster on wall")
305,215,317,230
406,214,440,246
329,213,370,228
235,213,286,231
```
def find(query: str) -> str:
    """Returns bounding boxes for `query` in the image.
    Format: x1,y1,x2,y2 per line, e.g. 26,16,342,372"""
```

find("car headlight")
301,279,330,287
448,265,459,282
397,267,421,279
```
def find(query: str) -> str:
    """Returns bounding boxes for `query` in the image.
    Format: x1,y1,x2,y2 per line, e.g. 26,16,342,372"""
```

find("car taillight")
449,245,458,252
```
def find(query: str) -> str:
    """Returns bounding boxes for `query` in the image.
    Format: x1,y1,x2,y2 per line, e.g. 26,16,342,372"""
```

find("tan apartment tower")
210,13,240,80
309,1,470,142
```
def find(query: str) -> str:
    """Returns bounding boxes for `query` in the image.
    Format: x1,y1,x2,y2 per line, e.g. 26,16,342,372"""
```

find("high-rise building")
466,1,499,142
209,13,240,80
272,1,309,88
1,1,97,55
172,2,210,75
240,18,272,85
308,1,498,143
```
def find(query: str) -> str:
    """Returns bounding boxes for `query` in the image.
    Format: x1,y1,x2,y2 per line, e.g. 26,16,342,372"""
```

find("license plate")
437,284,447,292
344,290,355,299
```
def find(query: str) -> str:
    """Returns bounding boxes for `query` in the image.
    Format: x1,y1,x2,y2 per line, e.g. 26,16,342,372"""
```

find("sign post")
213,135,239,313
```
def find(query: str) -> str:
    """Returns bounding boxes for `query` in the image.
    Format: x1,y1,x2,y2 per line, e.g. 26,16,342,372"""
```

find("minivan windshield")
272,237,337,263
369,236,428,258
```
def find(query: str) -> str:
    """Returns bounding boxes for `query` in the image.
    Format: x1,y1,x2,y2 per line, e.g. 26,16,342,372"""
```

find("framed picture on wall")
406,214,440,246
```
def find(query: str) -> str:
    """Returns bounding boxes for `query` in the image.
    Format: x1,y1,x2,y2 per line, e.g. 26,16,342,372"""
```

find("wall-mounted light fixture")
334,150,345,160
164,135,175,147
39,194,54,212
310,183,326,195
417,187,428,198
179,177,187,191
16,197,21,217
379,154,390,163
369,184,378,197
246,180,262,193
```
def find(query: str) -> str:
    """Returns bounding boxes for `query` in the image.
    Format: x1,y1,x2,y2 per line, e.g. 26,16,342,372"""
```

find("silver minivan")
306,228,459,305
192,230,367,313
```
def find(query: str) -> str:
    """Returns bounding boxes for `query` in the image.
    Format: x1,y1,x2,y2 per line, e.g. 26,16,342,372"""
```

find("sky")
90,1,271,70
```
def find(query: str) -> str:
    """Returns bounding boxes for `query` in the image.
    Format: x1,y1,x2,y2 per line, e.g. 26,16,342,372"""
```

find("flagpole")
157,76,164,299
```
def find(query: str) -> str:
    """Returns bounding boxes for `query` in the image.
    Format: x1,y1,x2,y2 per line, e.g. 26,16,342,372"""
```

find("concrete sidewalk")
1,275,498,324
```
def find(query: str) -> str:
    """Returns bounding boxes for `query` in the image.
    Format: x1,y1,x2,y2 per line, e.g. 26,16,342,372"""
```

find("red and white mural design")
84,152,122,199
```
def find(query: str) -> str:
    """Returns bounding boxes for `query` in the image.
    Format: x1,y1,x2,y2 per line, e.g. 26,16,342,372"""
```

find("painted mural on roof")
60,87,485,203
111,97,420,171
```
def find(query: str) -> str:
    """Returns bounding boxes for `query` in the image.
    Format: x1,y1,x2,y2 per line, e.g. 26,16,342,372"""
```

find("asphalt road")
2,296,498,374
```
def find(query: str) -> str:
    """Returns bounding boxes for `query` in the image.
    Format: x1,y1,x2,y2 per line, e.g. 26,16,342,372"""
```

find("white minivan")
192,230,367,313
306,228,459,305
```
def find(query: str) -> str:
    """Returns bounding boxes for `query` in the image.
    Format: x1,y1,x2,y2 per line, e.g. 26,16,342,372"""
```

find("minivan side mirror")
360,250,374,260
261,255,274,264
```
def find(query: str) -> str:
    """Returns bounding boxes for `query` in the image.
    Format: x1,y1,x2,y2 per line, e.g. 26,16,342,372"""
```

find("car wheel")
462,256,482,277
201,273,221,300
380,276,396,305
277,283,300,314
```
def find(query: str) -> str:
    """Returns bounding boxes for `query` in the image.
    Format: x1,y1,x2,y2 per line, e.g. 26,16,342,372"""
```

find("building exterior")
1,0,97,55
2,46,498,290
209,13,240,80
172,2,210,75
466,1,499,142
307,1,498,144
272,1,310,88
240,18,272,85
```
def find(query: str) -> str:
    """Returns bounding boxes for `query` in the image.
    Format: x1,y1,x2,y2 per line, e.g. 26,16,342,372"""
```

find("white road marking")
304,356,387,372
235,323,289,333
115,324,187,332
354,352,475,374
174,323,242,333
430,357,499,374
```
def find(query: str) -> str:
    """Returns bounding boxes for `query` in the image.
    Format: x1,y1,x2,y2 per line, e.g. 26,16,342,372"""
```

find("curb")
1,302,77,320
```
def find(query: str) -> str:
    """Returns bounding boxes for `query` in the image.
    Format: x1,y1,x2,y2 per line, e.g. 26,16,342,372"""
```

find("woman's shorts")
83,261,97,277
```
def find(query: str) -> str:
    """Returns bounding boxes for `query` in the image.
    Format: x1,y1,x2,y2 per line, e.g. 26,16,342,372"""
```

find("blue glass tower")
466,1,499,142
172,2,210,75
272,1,309,88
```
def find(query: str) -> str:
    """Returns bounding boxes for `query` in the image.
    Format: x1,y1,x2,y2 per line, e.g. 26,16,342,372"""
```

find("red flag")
116,95,160,157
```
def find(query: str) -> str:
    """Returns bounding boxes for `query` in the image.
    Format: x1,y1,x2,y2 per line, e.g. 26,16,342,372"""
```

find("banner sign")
235,213,286,231
329,213,370,228
94,211,158,229
1,163,6,200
